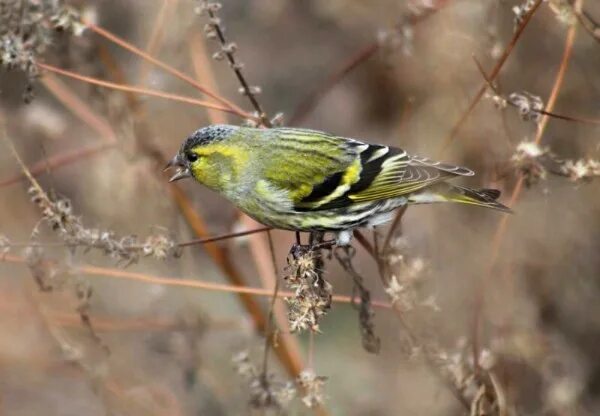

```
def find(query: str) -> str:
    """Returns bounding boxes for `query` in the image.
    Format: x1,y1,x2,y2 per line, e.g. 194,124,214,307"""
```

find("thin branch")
0,254,392,310
37,62,249,118
178,226,272,247
83,20,246,115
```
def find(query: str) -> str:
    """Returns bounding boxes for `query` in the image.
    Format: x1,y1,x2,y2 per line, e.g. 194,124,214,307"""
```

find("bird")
165,124,510,245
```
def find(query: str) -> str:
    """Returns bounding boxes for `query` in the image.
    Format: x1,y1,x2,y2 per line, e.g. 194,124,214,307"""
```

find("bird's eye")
186,152,199,162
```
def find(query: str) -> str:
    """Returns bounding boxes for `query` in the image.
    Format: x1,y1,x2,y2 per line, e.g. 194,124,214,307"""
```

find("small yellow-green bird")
166,125,510,245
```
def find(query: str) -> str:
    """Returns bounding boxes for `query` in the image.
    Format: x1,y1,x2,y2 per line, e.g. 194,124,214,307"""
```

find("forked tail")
445,185,512,213
408,183,512,213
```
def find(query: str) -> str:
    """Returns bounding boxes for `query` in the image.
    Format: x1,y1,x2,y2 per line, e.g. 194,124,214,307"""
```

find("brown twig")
83,20,246,115
178,226,272,247
37,62,246,118
1,254,392,310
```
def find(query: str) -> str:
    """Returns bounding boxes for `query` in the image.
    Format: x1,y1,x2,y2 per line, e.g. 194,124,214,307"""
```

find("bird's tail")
444,185,512,213
408,183,512,213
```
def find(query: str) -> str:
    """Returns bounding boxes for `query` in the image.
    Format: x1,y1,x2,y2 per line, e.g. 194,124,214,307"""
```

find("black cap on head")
180,124,238,153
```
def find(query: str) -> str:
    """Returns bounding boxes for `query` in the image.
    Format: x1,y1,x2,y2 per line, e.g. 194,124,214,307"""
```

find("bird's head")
164,124,245,191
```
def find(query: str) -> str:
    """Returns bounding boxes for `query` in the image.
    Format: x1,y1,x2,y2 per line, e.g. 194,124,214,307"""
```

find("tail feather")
447,185,512,213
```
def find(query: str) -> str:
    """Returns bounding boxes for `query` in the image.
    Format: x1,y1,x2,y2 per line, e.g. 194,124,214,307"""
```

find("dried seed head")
548,0,576,26
284,246,332,332
232,351,296,410
509,91,544,123
513,0,537,29
0,1,85,101
297,369,327,408
560,159,600,182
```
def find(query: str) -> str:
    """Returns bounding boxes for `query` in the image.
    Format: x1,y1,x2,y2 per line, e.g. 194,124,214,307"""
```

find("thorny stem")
437,0,544,156
204,6,271,127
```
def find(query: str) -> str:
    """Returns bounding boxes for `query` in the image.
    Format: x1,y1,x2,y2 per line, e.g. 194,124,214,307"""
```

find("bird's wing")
260,128,474,211
292,142,474,211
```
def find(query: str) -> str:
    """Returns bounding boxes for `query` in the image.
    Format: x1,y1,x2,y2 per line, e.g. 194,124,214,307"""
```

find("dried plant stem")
204,7,270,126
83,21,245,115
0,254,392,309
437,0,544,156
37,63,245,117
178,226,272,247
472,0,582,371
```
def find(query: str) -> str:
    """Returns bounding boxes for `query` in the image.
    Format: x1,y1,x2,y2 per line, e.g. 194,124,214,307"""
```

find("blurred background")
1,0,600,414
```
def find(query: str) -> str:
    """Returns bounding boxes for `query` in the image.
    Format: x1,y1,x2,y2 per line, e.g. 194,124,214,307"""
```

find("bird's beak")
164,155,192,182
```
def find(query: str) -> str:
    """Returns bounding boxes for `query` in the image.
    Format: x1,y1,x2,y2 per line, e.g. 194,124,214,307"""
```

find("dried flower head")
233,351,296,410
0,1,84,102
509,91,544,123
297,369,327,409
511,141,550,186
284,246,332,332
382,237,432,312
559,159,600,182
513,0,538,29
548,0,576,26
27,185,180,264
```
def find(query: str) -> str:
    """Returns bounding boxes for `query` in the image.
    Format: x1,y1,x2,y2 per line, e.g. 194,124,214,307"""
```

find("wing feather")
259,128,476,212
